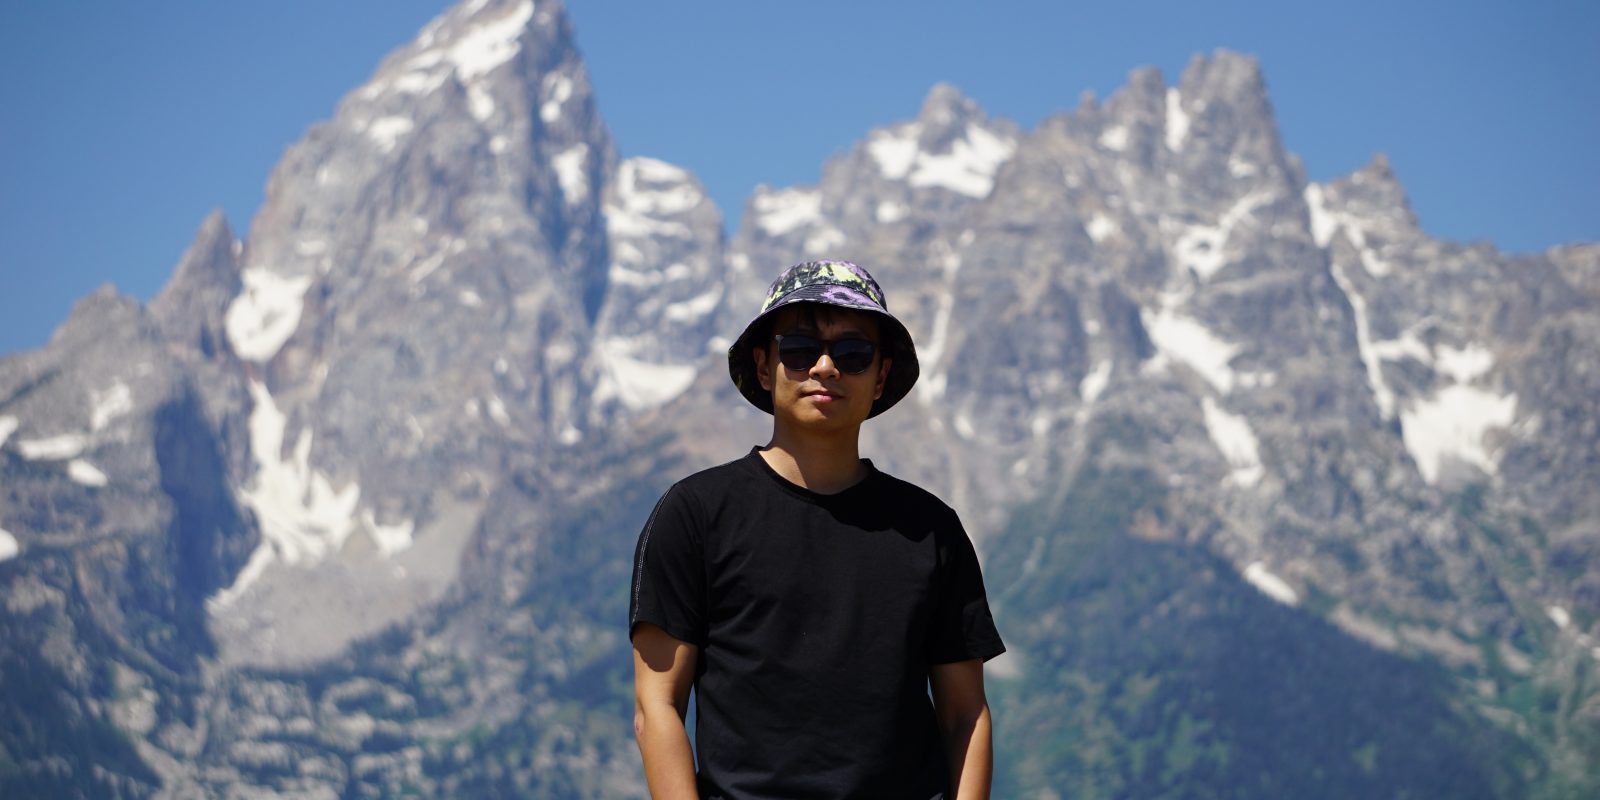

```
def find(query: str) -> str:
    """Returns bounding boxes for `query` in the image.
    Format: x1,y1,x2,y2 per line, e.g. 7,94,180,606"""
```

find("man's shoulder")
866,466,959,520
667,451,762,499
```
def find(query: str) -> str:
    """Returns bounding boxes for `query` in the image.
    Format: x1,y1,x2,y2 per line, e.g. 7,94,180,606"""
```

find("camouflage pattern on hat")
728,260,920,418
759,260,887,315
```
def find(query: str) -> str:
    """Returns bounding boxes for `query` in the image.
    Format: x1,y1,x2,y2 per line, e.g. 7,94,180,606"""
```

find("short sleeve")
925,516,1006,664
629,484,708,646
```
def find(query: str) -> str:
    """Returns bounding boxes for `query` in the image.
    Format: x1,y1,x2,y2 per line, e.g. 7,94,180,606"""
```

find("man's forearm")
942,702,993,799
635,705,698,799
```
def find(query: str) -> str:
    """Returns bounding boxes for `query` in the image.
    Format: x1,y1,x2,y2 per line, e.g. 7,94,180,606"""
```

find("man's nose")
810,351,840,378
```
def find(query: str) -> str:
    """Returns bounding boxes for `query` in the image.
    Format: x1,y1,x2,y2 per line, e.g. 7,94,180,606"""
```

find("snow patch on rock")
752,188,822,236
1370,330,1429,364
1086,214,1118,243
17,433,89,461
236,381,360,561
907,125,1015,197
1435,343,1495,383
0,528,18,562
1202,397,1264,488
0,416,19,449
1142,296,1241,394
1080,359,1113,404
1244,562,1299,606
1376,338,1514,484
594,338,697,413
611,260,694,288
953,413,976,439
803,225,846,255
605,158,700,239
552,144,589,203
67,459,108,487
359,0,532,105
360,509,416,557
226,268,314,363
1547,606,1571,630
1304,182,1392,276
366,116,415,153
1172,190,1273,281
212,381,415,608
868,123,1016,197
444,0,534,81
90,382,134,431
390,68,449,96
912,245,964,402
541,71,573,123
467,85,495,122
486,394,511,427
617,158,700,215
1327,253,1397,418
867,129,919,179
1304,184,1339,248
1099,125,1129,152
662,288,722,323
1401,384,1517,485
1165,88,1189,151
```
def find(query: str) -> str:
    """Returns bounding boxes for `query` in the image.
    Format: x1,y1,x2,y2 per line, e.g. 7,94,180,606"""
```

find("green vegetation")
985,456,1535,799
0,583,160,798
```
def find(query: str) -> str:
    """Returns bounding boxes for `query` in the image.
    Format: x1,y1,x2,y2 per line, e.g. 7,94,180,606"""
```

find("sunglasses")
773,334,878,374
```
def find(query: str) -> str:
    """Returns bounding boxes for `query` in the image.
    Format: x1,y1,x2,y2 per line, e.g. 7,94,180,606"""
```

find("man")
630,260,1005,799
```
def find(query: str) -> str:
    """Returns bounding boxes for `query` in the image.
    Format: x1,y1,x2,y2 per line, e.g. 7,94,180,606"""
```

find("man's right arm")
632,622,699,799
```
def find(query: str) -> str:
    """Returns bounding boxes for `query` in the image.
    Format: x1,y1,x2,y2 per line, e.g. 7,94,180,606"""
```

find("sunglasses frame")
772,334,879,375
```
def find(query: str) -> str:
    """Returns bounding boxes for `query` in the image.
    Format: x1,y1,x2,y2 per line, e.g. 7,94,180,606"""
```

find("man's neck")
758,426,867,495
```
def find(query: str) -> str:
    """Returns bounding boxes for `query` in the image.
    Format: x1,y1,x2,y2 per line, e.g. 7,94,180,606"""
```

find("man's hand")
632,623,699,799
930,659,993,799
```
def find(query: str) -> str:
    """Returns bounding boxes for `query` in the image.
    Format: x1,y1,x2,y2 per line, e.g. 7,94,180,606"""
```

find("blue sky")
2,0,1596,356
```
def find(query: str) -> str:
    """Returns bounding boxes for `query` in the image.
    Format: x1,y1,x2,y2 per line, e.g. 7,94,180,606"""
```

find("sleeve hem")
629,616,706,648
928,639,1006,665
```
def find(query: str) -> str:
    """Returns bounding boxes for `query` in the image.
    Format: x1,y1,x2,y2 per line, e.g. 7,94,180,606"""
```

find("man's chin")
777,405,866,430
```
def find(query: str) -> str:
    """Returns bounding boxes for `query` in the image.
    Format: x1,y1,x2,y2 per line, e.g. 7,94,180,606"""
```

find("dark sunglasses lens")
778,336,824,370
831,340,876,374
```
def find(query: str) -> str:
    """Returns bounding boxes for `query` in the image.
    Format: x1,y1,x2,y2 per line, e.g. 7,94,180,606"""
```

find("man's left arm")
930,658,993,799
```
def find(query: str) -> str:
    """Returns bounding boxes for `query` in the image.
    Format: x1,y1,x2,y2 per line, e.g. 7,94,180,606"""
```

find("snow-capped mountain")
0,1,1595,796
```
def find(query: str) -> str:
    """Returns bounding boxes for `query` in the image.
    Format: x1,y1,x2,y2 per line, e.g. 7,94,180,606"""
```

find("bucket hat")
727,260,919,418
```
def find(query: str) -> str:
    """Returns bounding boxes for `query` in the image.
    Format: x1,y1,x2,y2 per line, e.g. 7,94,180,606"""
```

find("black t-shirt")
629,448,1005,799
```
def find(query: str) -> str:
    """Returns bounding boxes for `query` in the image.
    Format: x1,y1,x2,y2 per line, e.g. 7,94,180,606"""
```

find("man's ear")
873,356,892,400
753,346,774,392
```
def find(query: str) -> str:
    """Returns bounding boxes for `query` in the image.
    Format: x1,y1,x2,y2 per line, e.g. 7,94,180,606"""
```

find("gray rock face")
1,2,1595,796
0,288,254,797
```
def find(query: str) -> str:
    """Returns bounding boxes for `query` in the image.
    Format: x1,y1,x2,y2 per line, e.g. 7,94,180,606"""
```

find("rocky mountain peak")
189,0,632,667
150,210,241,358
1308,152,1423,250
913,82,988,149
1103,65,1167,119
1177,49,1267,108
1347,152,1412,205
51,285,156,352
1165,50,1290,188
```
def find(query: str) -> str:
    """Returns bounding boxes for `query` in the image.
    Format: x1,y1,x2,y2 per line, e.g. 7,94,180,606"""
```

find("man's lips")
803,389,842,400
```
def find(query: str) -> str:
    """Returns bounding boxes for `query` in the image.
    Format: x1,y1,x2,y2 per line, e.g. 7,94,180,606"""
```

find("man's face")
752,304,892,433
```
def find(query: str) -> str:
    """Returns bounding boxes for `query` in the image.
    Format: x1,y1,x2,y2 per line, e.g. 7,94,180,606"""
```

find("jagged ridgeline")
1,0,1597,796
